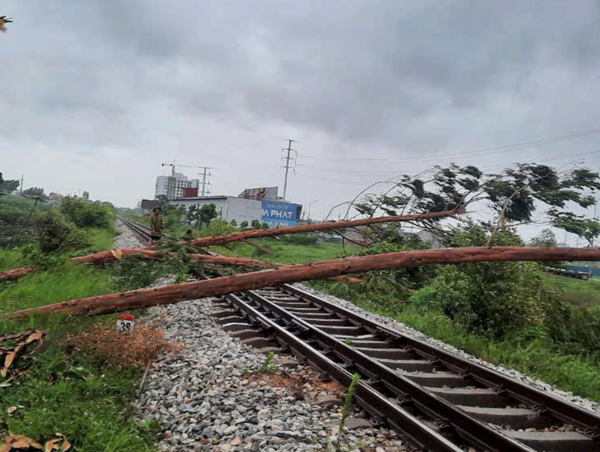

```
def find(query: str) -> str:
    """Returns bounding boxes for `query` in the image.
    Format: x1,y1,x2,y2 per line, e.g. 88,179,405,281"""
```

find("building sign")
239,186,278,201
261,200,298,228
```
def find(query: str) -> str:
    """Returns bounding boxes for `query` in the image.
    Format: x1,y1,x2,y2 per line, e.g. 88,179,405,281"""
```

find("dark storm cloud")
3,0,600,149
98,0,600,145
2,0,600,215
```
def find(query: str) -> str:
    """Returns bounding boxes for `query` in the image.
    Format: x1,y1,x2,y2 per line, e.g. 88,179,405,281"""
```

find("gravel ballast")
135,299,406,451
114,219,145,249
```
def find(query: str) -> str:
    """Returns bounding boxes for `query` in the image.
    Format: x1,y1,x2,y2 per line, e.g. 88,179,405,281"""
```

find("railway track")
120,218,600,452
119,216,178,244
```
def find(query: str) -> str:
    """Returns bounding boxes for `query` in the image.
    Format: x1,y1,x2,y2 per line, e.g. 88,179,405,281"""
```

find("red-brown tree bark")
190,209,462,248
0,267,37,282
73,248,270,267
6,246,600,318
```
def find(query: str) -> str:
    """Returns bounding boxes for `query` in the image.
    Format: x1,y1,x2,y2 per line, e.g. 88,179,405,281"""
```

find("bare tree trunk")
190,209,462,248
6,246,599,318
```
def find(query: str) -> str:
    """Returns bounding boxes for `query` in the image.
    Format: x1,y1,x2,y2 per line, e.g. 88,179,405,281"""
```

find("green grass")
0,249,25,272
0,205,156,450
214,238,357,264
311,280,600,403
0,262,155,451
542,273,600,308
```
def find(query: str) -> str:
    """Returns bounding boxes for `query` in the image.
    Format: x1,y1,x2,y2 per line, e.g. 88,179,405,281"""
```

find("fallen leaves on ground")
0,330,46,378
0,433,71,452
68,319,182,368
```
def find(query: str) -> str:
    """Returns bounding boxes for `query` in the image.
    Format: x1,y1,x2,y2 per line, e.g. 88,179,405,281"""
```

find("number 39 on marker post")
116,313,135,333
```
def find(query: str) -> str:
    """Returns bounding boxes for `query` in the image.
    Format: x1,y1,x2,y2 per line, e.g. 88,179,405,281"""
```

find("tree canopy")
354,163,600,245
0,172,19,195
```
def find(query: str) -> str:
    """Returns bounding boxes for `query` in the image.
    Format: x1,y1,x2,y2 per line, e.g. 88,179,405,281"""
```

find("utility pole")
282,139,297,201
199,166,213,197
19,175,23,194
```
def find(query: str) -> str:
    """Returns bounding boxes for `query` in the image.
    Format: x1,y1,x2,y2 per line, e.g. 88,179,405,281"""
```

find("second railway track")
120,218,600,452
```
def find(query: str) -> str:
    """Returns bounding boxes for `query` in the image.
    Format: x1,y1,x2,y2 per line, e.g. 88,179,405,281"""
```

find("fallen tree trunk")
1,250,270,284
0,266,37,282
73,248,271,268
190,209,462,248
7,246,600,318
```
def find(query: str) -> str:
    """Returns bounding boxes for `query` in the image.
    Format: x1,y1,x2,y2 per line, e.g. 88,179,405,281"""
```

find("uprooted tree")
4,162,600,342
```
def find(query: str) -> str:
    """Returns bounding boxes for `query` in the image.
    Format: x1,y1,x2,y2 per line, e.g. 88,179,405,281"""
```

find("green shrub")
251,220,261,229
35,208,90,252
230,219,237,227
240,220,249,229
202,218,237,237
60,196,114,229
417,225,545,338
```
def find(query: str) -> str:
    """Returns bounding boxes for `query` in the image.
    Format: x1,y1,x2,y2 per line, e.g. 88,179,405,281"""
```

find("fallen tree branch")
6,246,600,318
240,239,274,254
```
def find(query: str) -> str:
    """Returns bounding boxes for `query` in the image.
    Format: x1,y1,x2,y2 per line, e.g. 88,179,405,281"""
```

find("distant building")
82,191,90,200
155,173,199,200
170,194,302,228
47,192,63,204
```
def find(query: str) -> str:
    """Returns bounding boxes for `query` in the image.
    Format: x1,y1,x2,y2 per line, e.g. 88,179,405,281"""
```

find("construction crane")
161,162,215,197
161,162,204,177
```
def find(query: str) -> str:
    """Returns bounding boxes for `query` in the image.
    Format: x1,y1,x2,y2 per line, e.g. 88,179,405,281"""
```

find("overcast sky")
2,0,600,239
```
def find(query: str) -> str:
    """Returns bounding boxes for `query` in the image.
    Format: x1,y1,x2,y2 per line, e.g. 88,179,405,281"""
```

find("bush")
201,218,237,237
251,220,261,229
35,208,90,252
60,197,113,229
415,225,545,338
240,221,249,229
230,219,237,227
281,234,319,246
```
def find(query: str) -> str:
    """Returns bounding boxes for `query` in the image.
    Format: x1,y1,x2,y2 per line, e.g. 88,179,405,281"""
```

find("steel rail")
220,292,465,452
237,289,539,452
283,284,600,434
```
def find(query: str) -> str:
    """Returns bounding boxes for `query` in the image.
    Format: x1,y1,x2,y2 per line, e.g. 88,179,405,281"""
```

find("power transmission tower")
199,166,214,196
282,139,297,201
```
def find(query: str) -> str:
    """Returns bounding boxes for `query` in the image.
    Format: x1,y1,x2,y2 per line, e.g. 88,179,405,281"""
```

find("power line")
298,127,600,163
282,139,297,201
296,147,600,177
198,166,214,197
296,149,600,188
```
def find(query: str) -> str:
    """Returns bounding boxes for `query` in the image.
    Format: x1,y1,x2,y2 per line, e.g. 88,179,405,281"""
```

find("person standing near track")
149,207,163,245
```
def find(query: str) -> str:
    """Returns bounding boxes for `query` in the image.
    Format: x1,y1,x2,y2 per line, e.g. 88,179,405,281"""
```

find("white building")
155,173,199,199
171,196,263,225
